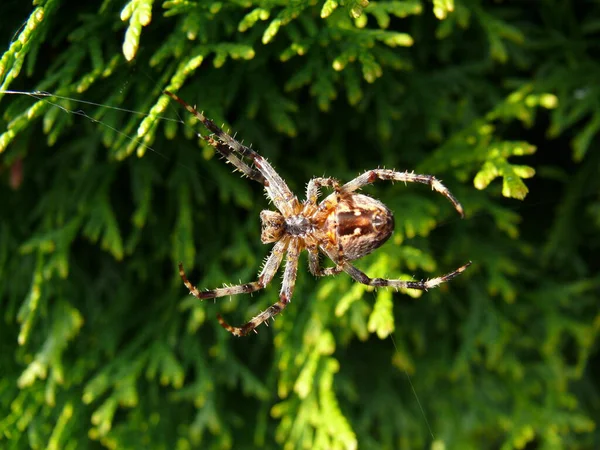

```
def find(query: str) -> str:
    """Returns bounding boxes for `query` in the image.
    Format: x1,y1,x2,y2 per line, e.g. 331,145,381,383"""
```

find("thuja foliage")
1,0,599,449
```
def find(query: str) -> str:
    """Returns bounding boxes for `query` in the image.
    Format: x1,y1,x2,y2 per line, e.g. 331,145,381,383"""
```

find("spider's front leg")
204,135,267,186
342,169,465,217
218,239,301,336
164,90,299,217
165,91,267,187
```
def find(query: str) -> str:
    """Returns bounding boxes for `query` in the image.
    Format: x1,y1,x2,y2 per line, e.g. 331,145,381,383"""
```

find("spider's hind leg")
218,239,301,336
179,263,265,299
179,239,286,301
341,261,472,291
217,300,288,336
307,244,343,277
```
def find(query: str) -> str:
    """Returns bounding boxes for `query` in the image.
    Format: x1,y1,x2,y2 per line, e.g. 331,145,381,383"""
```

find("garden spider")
165,91,471,337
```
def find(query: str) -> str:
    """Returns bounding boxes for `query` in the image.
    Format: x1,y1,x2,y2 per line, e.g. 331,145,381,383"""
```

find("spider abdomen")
323,193,395,261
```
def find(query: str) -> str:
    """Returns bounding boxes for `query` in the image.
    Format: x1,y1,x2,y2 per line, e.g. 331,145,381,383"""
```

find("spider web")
2,83,577,447
1,82,443,436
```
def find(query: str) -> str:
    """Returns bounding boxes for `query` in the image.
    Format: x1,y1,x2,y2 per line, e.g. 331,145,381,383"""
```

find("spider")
165,91,471,337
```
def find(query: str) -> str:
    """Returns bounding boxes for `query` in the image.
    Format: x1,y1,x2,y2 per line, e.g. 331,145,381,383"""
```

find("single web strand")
1,90,180,123
1,90,176,162
389,334,435,441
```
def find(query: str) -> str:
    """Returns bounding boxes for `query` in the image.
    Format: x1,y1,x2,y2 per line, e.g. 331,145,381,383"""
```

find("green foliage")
1,1,599,449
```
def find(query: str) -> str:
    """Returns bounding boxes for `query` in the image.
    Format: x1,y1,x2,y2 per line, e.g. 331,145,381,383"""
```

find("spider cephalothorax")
166,91,471,337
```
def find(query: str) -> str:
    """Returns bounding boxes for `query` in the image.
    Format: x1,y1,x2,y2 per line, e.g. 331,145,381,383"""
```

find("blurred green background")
1,0,599,449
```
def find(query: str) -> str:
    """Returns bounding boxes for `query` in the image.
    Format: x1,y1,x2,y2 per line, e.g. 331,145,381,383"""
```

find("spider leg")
307,244,343,277
305,177,340,207
164,91,298,216
341,169,465,217
179,239,287,299
218,238,300,336
205,135,267,185
340,260,472,290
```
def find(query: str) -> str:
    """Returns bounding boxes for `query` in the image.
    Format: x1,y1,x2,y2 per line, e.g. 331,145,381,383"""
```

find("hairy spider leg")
305,177,341,207
341,260,472,291
342,169,465,217
307,244,343,277
218,238,301,336
204,135,267,185
164,91,298,216
179,239,287,300
316,233,471,292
